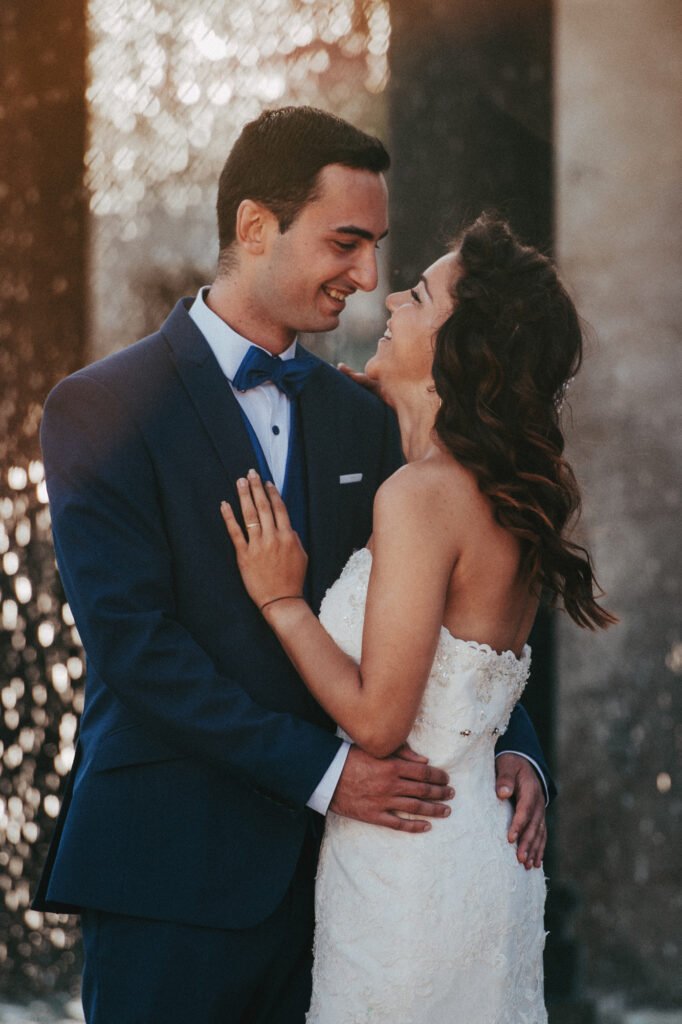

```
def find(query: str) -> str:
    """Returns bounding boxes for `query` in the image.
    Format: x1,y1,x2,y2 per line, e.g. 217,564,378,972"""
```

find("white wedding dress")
307,548,547,1024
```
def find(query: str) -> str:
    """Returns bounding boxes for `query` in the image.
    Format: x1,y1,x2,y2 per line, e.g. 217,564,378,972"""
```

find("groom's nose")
348,245,379,292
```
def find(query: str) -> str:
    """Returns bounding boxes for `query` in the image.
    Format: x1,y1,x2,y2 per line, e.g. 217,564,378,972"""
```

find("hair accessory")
554,376,574,412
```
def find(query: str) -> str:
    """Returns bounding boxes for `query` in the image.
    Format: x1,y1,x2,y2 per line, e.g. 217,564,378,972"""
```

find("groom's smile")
322,284,354,307
261,163,389,340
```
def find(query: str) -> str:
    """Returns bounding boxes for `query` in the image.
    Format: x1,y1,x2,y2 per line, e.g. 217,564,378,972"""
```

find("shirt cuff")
306,741,351,815
495,750,550,807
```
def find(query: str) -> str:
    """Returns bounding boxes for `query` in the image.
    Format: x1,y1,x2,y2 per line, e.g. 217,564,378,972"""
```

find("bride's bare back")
440,461,539,657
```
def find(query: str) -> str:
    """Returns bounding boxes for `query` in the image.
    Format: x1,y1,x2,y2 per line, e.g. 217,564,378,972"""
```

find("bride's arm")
222,469,456,759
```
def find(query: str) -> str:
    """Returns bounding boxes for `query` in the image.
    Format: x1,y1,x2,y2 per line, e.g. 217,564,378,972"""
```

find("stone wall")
555,0,681,1008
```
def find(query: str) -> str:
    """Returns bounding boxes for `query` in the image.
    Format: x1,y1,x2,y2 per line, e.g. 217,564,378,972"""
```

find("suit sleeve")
41,373,342,810
495,704,557,803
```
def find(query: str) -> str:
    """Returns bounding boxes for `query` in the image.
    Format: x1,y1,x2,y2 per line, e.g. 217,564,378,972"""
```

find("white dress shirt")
189,287,548,811
189,287,350,814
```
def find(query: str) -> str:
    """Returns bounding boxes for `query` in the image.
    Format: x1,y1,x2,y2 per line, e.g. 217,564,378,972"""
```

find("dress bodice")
318,547,531,771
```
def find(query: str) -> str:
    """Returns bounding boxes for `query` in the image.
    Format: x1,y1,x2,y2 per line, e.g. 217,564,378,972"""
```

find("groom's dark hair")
216,106,390,273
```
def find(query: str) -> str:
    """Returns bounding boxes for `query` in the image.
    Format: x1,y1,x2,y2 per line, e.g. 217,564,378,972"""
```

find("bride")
221,213,615,1023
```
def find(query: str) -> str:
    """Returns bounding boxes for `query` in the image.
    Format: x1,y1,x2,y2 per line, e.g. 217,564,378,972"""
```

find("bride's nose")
386,291,402,312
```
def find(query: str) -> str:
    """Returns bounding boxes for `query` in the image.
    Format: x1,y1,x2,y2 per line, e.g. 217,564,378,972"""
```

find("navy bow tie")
232,346,317,398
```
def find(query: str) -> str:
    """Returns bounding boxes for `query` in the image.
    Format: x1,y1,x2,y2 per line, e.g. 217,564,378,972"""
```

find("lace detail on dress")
308,547,547,1024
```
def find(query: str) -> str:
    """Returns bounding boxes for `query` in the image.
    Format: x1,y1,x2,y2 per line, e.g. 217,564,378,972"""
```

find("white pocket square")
339,473,363,484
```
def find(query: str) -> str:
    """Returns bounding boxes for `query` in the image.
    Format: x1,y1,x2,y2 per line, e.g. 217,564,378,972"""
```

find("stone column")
556,0,681,1012
387,0,553,281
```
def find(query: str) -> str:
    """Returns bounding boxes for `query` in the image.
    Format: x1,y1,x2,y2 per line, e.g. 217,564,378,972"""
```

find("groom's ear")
235,199,278,255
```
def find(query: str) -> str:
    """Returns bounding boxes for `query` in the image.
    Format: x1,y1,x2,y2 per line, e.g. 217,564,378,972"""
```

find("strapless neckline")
348,546,531,668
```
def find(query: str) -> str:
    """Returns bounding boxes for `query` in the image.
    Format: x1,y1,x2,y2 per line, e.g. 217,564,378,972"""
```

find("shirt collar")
188,286,298,383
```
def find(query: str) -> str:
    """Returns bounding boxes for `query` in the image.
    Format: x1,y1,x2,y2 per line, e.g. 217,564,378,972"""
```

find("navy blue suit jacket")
35,298,553,930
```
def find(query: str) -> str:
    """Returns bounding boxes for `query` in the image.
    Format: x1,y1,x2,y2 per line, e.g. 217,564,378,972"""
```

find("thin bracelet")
260,594,305,613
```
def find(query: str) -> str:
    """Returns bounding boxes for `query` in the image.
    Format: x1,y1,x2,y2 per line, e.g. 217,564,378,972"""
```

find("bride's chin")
365,363,395,407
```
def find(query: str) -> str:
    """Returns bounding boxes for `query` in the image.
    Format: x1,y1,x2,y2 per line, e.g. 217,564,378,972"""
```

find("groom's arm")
307,742,350,813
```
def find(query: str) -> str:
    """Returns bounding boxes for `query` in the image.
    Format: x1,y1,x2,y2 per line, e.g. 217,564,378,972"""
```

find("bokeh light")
0,458,84,995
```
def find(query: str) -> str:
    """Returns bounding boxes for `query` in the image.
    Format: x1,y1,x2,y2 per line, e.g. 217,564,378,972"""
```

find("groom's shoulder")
46,300,190,408
41,330,174,454
64,333,164,386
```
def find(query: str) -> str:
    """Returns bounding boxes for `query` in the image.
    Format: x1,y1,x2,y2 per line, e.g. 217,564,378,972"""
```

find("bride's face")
365,252,459,395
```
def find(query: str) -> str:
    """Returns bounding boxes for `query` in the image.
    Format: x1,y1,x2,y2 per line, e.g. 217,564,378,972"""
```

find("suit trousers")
80,828,317,1024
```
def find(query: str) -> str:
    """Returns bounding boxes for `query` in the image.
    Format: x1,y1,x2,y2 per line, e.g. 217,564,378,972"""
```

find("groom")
36,107,553,1022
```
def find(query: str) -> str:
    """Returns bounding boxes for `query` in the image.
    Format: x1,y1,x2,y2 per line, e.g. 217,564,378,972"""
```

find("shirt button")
272,425,280,435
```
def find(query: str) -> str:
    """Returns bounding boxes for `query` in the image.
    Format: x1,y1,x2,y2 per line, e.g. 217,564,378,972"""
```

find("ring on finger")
246,522,261,529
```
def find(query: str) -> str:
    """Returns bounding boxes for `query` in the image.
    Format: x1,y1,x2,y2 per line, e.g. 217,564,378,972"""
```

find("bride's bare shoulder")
377,455,480,507
373,456,484,537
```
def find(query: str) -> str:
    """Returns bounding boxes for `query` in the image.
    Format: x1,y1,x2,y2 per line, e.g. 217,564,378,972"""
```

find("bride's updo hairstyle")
432,213,616,629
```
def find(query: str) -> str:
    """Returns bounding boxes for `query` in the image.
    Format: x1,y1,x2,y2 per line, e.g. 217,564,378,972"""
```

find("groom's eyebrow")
332,225,389,242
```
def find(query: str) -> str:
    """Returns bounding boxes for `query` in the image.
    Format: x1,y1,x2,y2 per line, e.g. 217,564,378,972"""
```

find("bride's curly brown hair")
432,213,616,629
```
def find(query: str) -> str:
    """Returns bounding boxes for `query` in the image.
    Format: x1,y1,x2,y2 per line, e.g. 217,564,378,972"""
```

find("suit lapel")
160,299,258,513
297,351,344,607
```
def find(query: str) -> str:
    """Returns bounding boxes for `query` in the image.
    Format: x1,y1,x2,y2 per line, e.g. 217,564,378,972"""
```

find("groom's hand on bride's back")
330,745,454,833
495,753,547,869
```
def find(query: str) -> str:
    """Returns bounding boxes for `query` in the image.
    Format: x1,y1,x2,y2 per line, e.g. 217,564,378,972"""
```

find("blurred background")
0,1,680,1021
